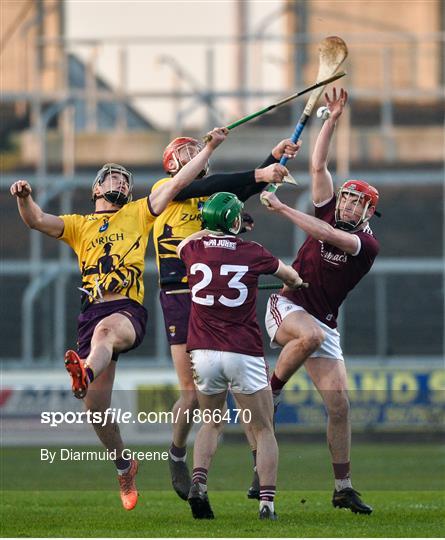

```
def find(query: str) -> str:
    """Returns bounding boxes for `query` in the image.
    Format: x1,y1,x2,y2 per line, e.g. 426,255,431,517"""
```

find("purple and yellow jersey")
151,158,278,287
152,177,206,287
58,197,157,306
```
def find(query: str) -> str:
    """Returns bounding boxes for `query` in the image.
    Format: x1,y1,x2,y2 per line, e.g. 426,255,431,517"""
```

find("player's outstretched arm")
261,190,359,255
173,163,288,202
311,88,348,204
10,180,64,238
173,144,300,203
150,127,228,215
274,260,307,289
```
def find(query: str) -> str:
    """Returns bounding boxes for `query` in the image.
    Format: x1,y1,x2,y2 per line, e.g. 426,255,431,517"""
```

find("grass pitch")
1,442,444,537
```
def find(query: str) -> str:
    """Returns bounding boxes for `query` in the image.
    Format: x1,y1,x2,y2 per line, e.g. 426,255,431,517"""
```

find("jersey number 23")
190,263,248,308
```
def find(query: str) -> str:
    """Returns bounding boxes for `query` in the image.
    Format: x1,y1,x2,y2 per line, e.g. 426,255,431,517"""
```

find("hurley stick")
260,36,348,206
203,70,346,143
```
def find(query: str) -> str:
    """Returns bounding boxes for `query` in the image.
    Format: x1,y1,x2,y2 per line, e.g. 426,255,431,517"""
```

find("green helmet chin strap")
201,192,244,235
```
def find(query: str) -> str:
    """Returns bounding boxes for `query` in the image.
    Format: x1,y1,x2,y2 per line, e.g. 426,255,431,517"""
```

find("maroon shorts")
77,298,147,360
159,287,191,345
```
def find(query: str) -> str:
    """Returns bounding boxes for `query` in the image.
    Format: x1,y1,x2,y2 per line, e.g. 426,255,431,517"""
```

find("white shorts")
190,350,269,395
265,294,344,361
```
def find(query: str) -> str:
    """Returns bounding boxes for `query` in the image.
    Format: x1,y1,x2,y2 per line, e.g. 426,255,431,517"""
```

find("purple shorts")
159,287,191,345
77,298,147,360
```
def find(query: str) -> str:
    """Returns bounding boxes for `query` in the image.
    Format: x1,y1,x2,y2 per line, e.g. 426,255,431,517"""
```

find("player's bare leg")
168,343,197,500
87,313,136,379
235,387,278,520
83,360,139,510
188,390,226,519
270,311,325,403
305,357,372,514
235,402,260,499
84,361,122,453
64,312,138,509
305,358,350,463
192,390,226,473
171,344,199,446
65,312,136,399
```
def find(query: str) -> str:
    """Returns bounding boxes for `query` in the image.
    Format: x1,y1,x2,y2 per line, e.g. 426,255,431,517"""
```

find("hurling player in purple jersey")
177,192,305,520
11,127,228,512
261,88,379,515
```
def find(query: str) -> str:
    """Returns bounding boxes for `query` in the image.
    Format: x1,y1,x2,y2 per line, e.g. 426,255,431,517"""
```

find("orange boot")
118,459,139,510
64,350,89,399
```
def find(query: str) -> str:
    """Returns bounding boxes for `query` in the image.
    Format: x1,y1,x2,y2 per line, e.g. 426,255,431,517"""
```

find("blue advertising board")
228,365,445,430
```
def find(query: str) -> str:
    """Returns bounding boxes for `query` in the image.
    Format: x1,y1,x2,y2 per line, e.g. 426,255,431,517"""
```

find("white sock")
335,477,353,491
260,500,275,512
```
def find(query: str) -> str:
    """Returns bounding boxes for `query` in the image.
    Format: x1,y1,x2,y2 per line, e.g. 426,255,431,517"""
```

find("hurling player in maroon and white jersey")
177,192,305,520
261,88,379,515
158,136,300,502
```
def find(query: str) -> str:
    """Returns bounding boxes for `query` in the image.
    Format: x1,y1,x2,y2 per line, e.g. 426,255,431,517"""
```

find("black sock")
85,367,94,383
170,443,187,461
115,456,130,471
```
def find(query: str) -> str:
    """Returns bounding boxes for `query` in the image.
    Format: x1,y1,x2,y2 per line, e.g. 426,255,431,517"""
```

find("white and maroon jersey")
282,196,379,328
180,235,280,356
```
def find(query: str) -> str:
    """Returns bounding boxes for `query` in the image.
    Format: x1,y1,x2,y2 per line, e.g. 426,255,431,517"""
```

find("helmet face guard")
92,163,133,206
335,180,379,231
201,192,244,235
163,137,208,177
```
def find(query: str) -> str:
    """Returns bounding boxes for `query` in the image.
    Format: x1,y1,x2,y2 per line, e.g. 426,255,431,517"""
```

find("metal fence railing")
0,256,443,367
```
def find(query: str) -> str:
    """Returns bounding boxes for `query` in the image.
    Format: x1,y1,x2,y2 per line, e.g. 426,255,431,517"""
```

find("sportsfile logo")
40,407,252,427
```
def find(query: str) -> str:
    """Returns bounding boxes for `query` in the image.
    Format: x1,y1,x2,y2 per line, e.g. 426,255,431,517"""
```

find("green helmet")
201,192,244,234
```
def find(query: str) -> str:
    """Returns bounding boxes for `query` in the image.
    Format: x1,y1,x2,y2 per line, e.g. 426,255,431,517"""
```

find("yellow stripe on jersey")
152,177,207,287
58,197,156,305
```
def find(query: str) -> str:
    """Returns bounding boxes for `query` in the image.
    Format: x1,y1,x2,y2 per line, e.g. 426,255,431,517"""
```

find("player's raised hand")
260,190,285,209
272,138,302,161
256,163,290,184
324,87,348,120
10,180,32,198
205,127,228,150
